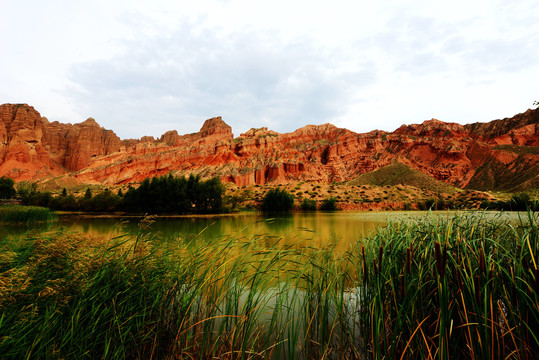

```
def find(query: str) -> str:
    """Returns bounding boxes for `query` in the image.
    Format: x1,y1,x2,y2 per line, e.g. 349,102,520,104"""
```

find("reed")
0,204,56,224
356,211,539,359
0,226,355,359
0,211,537,359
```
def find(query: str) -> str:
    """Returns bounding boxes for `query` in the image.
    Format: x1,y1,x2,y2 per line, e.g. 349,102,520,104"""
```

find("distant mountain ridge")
1,103,538,191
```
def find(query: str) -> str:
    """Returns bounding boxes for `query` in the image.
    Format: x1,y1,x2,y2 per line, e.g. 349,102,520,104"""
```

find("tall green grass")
0,205,56,224
357,211,539,359
0,212,537,359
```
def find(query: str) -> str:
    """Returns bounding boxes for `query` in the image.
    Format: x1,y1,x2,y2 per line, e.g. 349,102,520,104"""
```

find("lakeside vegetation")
1,212,537,358
3,174,225,214
0,205,56,224
347,162,458,195
1,174,538,214
121,174,224,214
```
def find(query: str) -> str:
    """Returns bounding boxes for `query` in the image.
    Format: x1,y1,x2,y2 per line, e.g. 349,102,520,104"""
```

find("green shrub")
0,176,16,199
262,188,294,212
511,192,531,211
320,197,337,211
300,198,317,211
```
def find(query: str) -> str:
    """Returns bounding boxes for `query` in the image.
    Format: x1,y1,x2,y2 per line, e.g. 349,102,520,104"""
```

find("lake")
1,210,525,250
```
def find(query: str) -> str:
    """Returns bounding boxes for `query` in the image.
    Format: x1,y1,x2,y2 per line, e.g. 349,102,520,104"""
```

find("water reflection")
5,211,523,249
0,211,521,251
2,212,386,250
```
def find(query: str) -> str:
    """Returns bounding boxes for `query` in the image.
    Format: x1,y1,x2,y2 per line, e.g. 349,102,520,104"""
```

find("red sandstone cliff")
1,103,538,191
1,104,122,179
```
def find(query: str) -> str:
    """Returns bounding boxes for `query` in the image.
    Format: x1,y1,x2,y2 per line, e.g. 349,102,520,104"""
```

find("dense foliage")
480,192,539,211
0,176,16,199
320,197,338,211
261,187,294,212
122,174,224,214
358,212,539,359
10,174,224,214
300,198,317,211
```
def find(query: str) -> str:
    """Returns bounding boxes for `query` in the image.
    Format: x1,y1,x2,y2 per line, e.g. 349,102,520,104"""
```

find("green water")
1,211,525,250
1,212,388,249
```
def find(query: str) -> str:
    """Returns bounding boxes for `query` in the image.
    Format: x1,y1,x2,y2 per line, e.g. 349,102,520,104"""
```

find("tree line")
0,174,224,214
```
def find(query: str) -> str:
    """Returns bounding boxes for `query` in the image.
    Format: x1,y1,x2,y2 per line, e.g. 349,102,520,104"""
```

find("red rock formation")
1,104,122,180
42,117,122,171
1,103,538,192
0,104,63,180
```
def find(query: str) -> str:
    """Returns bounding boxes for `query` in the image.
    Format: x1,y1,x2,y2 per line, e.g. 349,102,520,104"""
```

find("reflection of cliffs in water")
53,213,385,250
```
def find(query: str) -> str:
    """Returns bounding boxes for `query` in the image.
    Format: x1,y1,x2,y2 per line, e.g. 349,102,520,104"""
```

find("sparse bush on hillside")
262,188,294,212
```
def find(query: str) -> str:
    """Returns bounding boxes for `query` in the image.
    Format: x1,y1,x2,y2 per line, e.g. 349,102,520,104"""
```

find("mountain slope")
1,103,538,191
347,162,458,194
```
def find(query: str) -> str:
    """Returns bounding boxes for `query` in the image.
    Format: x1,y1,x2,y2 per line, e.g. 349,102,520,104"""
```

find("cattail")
457,265,463,290
523,257,529,270
474,275,481,305
361,247,367,282
378,246,384,272
435,242,444,276
478,248,486,274
510,267,518,304
406,247,411,275
442,245,448,275
400,274,406,297
452,263,463,291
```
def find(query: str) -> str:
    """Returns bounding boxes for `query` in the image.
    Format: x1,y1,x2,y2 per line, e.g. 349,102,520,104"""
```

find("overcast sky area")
2,0,538,139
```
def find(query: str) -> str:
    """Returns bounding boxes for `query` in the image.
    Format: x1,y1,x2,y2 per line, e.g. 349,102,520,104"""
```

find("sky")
1,0,538,139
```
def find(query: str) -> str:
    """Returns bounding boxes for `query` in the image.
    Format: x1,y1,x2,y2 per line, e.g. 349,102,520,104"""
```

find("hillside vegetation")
347,162,458,194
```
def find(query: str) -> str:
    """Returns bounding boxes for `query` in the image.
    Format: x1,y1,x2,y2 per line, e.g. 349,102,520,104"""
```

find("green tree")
0,176,16,199
320,197,338,211
511,192,531,211
262,188,294,212
84,188,92,199
61,188,67,197
300,198,317,211
120,174,224,214
16,181,38,205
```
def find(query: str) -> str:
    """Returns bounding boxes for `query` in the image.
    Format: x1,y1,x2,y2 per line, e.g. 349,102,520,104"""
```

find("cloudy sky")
2,0,538,139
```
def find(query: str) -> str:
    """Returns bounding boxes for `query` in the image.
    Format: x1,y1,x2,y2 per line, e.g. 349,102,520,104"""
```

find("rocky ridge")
1,103,538,191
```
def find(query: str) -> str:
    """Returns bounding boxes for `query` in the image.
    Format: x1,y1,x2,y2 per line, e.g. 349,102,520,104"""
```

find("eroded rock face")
1,103,538,191
0,104,63,180
42,117,122,171
0,104,122,180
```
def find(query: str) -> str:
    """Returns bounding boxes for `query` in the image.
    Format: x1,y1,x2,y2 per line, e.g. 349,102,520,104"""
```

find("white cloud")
1,0,538,138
